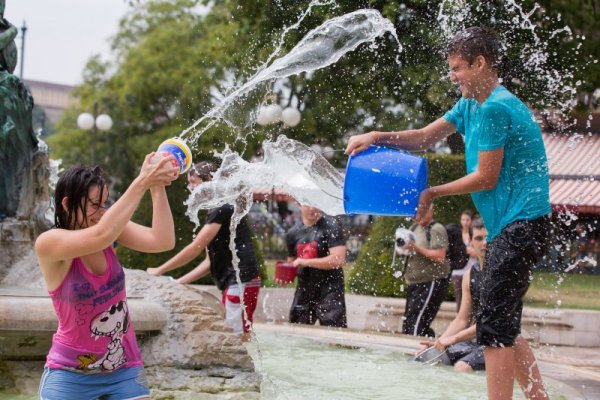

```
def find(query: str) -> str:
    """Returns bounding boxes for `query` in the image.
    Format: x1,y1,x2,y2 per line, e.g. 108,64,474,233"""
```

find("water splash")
436,0,584,120
179,8,400,142
185,135,344,225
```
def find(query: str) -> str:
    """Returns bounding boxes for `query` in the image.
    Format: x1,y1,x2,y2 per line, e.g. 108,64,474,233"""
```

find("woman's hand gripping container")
344,146,427,216
151,137,193,175
274,261,298,285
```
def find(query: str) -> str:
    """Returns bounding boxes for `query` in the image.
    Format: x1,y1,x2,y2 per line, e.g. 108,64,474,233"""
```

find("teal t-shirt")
443,85,551,241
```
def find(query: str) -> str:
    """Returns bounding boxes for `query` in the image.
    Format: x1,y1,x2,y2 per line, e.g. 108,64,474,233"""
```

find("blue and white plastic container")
152,137,193,174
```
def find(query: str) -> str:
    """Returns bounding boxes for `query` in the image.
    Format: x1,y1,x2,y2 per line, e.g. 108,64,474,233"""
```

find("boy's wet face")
447,54,480,99
471,227,487,258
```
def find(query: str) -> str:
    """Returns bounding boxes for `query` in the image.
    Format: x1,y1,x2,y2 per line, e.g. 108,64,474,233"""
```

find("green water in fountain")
247,331,564,400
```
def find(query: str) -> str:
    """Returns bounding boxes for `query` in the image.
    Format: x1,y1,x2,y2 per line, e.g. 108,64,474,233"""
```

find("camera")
394,227,415,256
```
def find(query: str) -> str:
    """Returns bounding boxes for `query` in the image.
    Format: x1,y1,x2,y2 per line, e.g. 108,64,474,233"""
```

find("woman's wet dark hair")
446,27,501,71
54,166,107,229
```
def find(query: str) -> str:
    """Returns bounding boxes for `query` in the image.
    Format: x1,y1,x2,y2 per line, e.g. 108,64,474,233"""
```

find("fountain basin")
248,323,574,400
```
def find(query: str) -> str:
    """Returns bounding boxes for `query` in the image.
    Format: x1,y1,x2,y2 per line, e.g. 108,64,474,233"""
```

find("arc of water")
179,9,400,142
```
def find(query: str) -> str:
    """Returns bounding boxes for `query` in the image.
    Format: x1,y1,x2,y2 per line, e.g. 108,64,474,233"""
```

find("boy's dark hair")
446,27,501,70
469,218,485,238
54,166,107,229
188,161,216,181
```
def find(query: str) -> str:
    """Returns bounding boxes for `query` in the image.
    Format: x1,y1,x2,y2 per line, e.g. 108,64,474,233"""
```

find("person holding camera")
399,206,450,337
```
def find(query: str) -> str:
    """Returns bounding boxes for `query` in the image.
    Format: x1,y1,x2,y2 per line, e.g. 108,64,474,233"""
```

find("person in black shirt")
147,162,260,339
284,204,347,327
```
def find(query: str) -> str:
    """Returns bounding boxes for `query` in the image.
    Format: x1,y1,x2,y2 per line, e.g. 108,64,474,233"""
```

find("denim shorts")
476,215,550,347
39,366,149,400
447,340,485,371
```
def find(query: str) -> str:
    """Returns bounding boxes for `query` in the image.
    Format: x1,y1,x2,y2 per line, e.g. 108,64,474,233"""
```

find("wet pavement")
536,344,600,400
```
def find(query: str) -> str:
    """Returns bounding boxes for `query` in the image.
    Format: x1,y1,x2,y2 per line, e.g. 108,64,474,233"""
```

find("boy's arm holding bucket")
292,245,346,270
414,148,504,224
345,118,456,155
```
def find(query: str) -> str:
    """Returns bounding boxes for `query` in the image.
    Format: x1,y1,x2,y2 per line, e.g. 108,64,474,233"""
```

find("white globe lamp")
256,106,270,126
322,145,334,159
95,114,113,131
282,107,301,127
310,144,322,154
77,112,95,131
263,104,283,124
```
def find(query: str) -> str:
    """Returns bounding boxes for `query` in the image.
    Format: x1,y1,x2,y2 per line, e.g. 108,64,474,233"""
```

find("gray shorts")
447,340,485,371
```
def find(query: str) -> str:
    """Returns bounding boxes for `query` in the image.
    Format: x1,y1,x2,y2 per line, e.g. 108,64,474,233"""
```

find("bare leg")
513,337,549,400
484,346,515,400
454,360,474,373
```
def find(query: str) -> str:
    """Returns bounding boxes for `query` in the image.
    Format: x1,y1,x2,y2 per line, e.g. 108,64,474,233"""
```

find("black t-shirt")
206,204,258,290
470,261,482,324
285,215,346,284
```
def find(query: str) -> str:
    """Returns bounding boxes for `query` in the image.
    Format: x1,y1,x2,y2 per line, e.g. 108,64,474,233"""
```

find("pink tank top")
46,247,143,372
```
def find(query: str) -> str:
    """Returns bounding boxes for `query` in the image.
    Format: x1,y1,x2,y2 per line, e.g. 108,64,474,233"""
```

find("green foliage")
48,0,598,181
347,153,473,297
44,0,597,292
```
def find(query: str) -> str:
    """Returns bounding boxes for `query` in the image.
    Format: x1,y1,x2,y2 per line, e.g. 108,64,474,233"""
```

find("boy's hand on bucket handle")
345,131,378,155
417,341,435,356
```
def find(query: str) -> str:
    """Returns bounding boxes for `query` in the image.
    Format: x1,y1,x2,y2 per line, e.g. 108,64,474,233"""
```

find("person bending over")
147,162,260,340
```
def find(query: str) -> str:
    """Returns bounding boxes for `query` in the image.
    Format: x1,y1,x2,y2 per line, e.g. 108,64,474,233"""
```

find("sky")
5,0,130,86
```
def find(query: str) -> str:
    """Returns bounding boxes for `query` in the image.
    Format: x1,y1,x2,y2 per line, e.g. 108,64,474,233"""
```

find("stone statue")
0,0,50,282
0,0,39,221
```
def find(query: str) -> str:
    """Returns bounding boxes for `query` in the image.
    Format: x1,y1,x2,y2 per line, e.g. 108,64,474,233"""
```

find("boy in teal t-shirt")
443,85,550,241
346,27,550,400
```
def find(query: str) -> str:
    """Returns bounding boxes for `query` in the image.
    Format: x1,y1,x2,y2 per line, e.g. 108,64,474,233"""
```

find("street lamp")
19,21,27,79
256,98,301,128
310,144,335,160
77,103,112,165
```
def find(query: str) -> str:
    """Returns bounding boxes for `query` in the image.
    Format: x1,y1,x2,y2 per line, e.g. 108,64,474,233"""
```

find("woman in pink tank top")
35,154,179,400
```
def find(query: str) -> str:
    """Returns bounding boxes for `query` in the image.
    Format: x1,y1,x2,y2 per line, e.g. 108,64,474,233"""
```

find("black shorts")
476,215,550,347
290,272,347,328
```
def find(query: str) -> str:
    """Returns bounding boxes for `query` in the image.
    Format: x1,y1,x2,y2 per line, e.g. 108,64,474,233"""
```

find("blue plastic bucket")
343,146,427,216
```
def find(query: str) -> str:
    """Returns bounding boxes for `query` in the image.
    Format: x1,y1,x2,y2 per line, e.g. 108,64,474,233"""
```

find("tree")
45,0,598,275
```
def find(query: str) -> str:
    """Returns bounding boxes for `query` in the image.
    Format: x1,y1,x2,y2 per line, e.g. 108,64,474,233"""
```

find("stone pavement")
253,322,600,400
